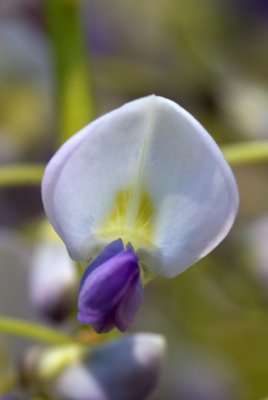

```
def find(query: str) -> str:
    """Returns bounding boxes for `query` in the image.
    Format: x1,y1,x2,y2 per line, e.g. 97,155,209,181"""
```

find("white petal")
137,96,239,277
42,95,239,277
42,97,155,259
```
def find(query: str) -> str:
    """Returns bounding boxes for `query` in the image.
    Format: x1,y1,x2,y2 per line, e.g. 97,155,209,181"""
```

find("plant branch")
0,317,74,345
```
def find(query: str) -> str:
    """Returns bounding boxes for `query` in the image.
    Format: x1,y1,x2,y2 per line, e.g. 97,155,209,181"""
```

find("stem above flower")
0,164,44,187
222,141,268,166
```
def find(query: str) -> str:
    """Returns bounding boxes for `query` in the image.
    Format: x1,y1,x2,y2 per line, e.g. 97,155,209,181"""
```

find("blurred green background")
0,0,268,399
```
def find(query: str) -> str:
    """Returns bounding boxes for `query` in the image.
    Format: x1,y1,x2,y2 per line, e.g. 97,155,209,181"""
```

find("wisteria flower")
42,95,239,332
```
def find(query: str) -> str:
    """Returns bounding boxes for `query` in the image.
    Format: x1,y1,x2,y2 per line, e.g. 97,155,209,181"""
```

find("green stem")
44,0,96,145
0,317,74,344
222,141,268,166
0,164,44,187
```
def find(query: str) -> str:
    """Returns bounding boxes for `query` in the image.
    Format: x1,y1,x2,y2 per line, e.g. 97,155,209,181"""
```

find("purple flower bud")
54,333,166,400
78,239,143,333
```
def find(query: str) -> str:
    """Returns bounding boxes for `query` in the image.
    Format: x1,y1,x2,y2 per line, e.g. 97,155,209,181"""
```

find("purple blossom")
78,239,143,333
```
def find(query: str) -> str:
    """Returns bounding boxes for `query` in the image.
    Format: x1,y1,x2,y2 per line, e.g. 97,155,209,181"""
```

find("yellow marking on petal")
99,187,155,250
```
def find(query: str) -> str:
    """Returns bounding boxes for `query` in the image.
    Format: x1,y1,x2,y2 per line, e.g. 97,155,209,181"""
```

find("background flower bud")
52,333,166,400
29,223,78,322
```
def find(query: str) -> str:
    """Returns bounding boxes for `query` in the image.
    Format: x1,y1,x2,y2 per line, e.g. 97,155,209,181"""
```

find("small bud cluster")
16,334,166,400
